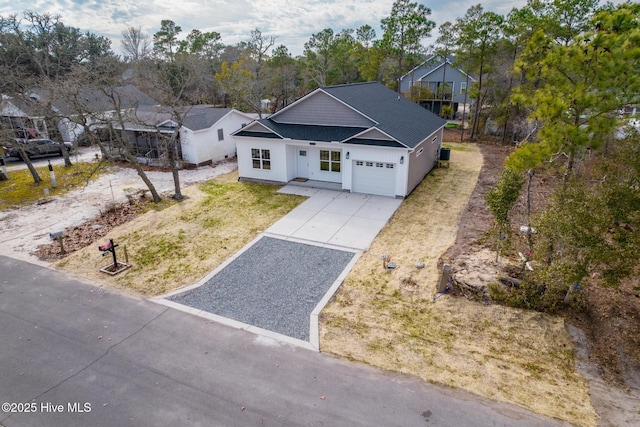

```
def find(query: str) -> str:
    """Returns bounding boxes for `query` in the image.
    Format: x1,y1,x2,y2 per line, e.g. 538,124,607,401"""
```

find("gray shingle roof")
235,82,446,148
321,82,447,148
182,106,233,131
30,85,157,115
115,105,236,132
256,120,368,142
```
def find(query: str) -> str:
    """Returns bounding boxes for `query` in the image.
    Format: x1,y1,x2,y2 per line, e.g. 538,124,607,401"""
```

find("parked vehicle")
5,139,72,160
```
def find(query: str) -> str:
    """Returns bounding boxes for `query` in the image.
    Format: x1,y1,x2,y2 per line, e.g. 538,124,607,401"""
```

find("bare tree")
148,54,205,200
102,86,162,202
51,61,163,202
247,28,275,117
121,26,151,62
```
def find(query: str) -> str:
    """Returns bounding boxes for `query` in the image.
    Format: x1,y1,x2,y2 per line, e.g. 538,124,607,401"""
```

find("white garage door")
352,160,396,197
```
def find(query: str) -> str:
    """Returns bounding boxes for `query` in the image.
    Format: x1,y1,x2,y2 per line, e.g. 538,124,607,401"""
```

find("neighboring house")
232,81,447,198
2,86,158,145
399,55,476,118
36,85,159,143
0,94,51,140
117,105,255,166
180,106,256,165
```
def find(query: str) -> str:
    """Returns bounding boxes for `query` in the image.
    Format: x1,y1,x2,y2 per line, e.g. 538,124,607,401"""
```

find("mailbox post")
98,239,129,275
49,230,65,254
99,239,118,269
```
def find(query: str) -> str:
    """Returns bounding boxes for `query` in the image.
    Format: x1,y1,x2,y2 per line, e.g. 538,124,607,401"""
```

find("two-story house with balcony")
399,55,476,119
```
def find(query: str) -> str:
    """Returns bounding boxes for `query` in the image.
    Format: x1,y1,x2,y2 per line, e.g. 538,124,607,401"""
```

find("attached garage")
352,160,397,197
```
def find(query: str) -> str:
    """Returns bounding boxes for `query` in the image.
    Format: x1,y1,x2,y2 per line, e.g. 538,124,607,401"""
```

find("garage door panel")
352,160,396,197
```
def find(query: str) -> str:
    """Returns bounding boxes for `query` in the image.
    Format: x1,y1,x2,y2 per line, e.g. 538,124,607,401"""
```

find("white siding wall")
0,102,25,117
286,145,298,182
180,129,195,163
236,138,289,182
236,137,420,197
307,143,343,183
180,111,251,165
59,118,82,143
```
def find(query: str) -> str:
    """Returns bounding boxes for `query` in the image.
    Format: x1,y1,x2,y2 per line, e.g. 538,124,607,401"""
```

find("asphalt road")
0,256,567,427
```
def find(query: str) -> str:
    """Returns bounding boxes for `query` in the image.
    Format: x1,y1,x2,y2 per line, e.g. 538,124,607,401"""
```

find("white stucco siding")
235,138,289,183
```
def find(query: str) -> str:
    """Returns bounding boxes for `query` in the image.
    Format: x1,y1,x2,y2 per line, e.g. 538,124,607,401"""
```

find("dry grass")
55,171,304,296
0,161,108,209
320,143,597,427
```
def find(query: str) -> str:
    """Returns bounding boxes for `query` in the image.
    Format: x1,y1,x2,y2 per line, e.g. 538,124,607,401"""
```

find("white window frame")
217,129,224,141
320,150,341,173
251,148,271,170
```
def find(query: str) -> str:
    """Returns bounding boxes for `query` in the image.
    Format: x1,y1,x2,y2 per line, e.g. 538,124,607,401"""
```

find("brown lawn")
319,143,597,427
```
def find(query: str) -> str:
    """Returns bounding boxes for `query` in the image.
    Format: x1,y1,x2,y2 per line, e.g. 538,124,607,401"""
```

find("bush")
486,168,524,227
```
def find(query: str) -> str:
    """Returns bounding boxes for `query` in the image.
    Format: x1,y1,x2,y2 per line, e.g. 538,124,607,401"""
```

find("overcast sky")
0,0,556,56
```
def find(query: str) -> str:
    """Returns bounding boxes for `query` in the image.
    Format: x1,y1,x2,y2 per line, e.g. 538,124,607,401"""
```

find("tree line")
1,0,628,138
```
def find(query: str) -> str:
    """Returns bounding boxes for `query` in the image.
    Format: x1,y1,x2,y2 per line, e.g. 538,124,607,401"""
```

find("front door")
297,149,309,179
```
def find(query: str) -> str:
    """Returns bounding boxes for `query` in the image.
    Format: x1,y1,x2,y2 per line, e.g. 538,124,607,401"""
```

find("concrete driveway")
266,186,403,251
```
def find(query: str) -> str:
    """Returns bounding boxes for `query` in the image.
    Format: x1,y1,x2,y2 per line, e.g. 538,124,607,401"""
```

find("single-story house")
232,81,447,198
180,106,256,165
115,105,255,166
28,85,159,144
400,55,476,118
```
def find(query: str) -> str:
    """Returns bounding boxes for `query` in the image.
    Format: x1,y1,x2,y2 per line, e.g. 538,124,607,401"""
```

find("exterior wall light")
346,152,350,159
400,156,404,164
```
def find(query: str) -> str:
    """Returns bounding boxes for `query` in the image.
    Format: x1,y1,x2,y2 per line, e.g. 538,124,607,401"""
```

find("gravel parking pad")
168,237,356,341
